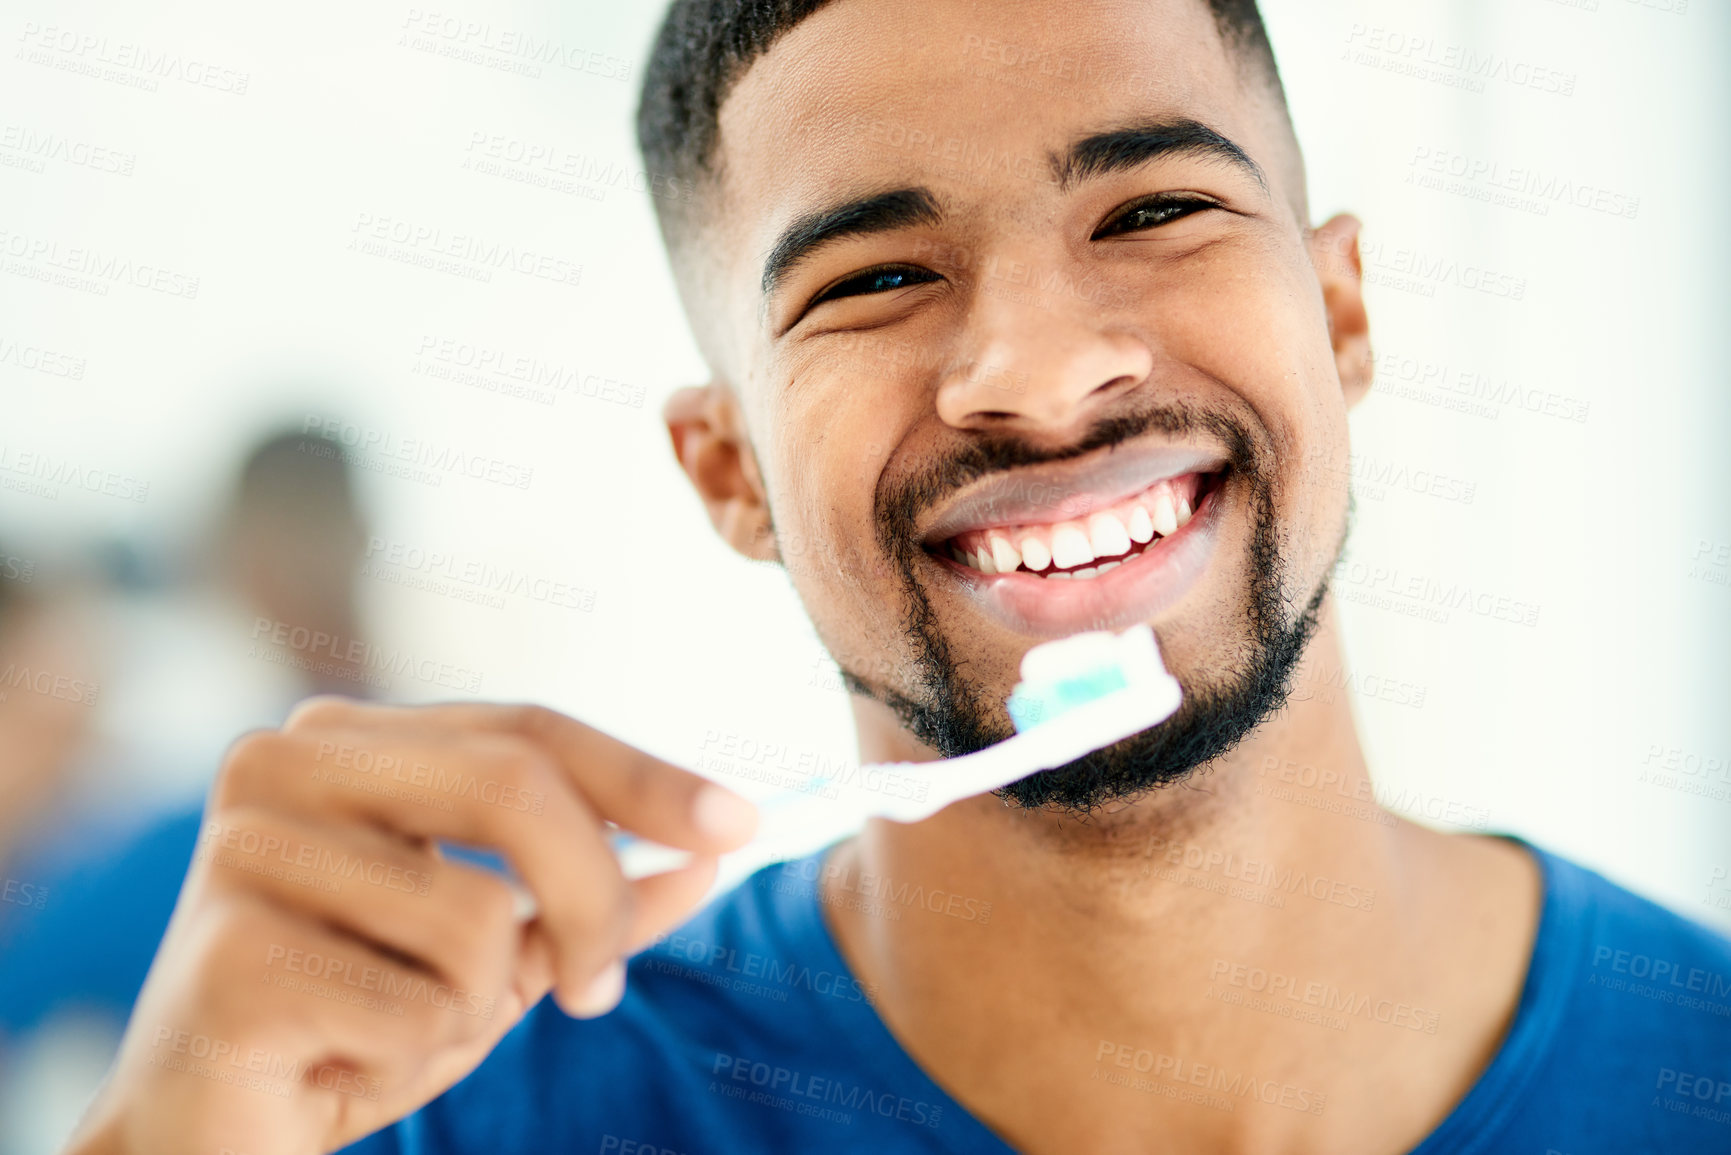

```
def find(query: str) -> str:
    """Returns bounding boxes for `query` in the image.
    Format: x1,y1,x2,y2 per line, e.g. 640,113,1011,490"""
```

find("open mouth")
926,468,1229,581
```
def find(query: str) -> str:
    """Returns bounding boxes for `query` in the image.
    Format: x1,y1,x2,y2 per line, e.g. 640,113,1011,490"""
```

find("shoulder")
1403,840,1731,1153
1537,845,1731,1007
1514,844,1731,1131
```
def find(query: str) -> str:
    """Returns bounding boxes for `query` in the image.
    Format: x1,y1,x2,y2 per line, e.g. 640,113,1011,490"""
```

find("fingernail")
507,880,539,922
693,785,758,841
564,959,626,1019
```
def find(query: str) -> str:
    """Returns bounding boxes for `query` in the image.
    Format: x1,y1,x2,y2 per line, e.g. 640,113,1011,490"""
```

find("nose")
933,279,1155,434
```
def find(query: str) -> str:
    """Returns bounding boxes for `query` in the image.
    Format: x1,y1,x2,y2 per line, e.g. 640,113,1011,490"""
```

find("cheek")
761,343,926,564
755,379,939,690
769,458,920,693
1154,249,1351,568
759,396,895,586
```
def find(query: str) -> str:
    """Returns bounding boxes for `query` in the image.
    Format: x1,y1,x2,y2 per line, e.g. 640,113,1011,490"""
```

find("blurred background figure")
0,427,370,1155
0,559,102,875
215,430,372,697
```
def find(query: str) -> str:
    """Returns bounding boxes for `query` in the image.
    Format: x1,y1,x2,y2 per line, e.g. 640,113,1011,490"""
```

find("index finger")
286,698,759,855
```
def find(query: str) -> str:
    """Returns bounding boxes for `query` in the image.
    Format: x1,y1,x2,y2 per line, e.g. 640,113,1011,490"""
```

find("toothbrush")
611,624,1183,879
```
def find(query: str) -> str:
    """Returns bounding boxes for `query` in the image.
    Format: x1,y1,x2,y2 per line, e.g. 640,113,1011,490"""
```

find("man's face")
685,0,1364,809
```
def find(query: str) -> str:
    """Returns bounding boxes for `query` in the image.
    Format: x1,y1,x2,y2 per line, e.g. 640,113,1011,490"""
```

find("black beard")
838,401,1335,817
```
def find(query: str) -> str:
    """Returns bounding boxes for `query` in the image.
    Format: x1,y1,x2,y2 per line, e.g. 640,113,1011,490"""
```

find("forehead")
712,0,1258,255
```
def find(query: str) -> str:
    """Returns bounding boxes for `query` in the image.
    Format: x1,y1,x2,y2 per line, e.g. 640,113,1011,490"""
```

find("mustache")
873,400,1266,564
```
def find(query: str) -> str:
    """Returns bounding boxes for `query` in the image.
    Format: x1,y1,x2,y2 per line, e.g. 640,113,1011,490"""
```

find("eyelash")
804,195,1217,310
808,265,942,308
1091,194,1217,240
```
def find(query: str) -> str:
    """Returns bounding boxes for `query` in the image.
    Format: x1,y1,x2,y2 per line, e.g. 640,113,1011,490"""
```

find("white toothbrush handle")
869,675,1181,821
609,784,845,880
608,675,1180,880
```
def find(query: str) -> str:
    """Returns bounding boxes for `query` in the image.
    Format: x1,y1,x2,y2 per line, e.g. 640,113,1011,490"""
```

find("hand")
65,699,758,1155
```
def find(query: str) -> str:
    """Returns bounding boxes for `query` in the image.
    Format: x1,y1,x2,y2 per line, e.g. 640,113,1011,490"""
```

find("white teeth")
1047,570,1073,580
1151,490,1178,537
1126,504,1155,544
1049,524,1094,569
1086,512,1132,559
949,484,1200,580
988,534,1022,574
1019,535,1051,571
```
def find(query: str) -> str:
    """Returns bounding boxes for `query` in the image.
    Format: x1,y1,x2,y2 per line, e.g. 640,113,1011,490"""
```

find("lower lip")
926,483,1225,639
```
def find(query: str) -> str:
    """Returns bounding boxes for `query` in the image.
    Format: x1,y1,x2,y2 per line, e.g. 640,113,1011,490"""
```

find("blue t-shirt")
0,805,205,1043
345,838,1731,1154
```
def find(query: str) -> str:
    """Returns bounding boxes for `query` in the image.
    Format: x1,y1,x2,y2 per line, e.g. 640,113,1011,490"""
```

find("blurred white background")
0,5,1726,1139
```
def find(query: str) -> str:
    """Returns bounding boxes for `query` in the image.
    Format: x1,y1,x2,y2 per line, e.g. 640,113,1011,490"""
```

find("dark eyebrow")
760,187,942,297
759,122,1257,300
1052,118,1267,193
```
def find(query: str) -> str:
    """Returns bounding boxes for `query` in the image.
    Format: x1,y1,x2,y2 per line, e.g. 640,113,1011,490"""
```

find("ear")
1308,213,1373,409
663,383,778,563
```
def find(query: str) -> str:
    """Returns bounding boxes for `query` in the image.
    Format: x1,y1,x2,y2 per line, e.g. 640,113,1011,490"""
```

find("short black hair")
635,0,1285,233
232,430,357,522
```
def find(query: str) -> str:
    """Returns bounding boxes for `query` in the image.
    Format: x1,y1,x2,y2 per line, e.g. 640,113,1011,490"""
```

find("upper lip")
916,438,1230,547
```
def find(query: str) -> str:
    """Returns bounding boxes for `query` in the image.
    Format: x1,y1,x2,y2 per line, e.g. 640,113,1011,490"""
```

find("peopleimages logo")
362,536,597,612
198,820,433,896
0,333,88,379
1586,944,1731,1022
1137,835,1377,911
301,415,534,491
264,944,496,1020
398,9,633,81
1,877,48,910
648,931,878,1006
0,442,149,502
0,662,99,706
15,22,251,94
710,1053,944,1129
1590,946,1731,999
347,212,583,288
248,616,484,693
0,226,200,298
312,739,546,815
1207,959,1441,1033
148,1027,382,1101
1093,1040,1327,1115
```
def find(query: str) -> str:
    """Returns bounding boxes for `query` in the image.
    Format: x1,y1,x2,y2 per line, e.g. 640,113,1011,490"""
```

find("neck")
826,599,1540,1153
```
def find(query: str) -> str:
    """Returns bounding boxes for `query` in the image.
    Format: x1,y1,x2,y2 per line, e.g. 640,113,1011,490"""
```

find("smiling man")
66,2,1731,1154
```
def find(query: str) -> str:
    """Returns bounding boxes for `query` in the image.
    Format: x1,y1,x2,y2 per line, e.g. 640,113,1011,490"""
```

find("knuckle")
566,875,635,957
197,894,285,986
466,874,521,938
217,728,285,794
284,693,363,733
200,802,264,845
195,807,279,888
410,986,477,1045
478,734,554,797
445,878,519,986
506,702,560,738
620,752,672,806
617,750,689,821
221,730,282,775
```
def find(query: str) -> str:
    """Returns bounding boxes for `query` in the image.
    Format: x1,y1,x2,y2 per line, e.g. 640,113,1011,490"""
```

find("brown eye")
1093,196,1215,240
810,264,941,306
